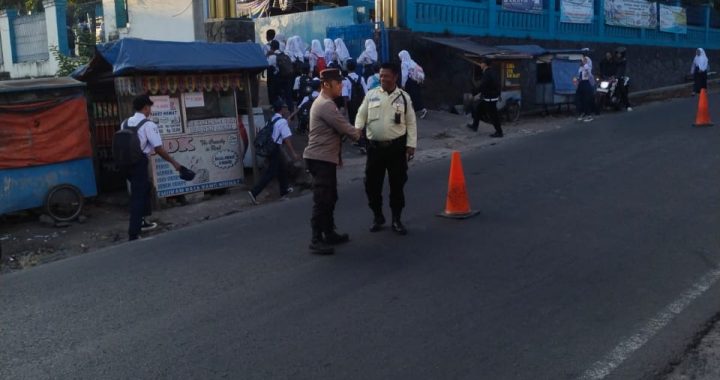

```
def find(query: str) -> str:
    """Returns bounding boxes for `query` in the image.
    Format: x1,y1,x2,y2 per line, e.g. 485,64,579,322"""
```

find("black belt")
368,135,406,148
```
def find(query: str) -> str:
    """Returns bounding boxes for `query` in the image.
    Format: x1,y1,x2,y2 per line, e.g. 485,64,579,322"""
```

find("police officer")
355,62,418,235
466,57,503,137
303,69,361,255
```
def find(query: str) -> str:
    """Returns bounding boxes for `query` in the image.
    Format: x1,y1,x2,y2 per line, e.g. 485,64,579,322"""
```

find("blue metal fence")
403,0,720,49
326,22,390,63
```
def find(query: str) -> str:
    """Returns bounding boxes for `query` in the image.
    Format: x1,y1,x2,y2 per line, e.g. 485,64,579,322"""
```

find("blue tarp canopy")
73,38,268,79
552,59,581,95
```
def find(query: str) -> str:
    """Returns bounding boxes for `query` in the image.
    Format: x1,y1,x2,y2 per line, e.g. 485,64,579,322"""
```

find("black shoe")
309,239,334,255
391,220,408,235
370,214,386,232
324,231,350,245
489,132,504,138
466,123,478,132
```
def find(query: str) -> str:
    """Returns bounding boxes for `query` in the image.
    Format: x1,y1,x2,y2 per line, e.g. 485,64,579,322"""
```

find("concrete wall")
389,30,720,110
0,2,64,79
102,0,197,42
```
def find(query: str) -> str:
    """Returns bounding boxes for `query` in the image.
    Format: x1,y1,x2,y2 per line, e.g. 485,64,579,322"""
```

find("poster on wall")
150,96,182,135
152,132,244,197
659,4,687,34
604,0,658,28
561,0,594,24
502,0,543,13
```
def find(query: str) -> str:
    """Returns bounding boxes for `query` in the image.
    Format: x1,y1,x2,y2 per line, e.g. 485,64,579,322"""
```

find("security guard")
355,62,418,235
303,69,361,255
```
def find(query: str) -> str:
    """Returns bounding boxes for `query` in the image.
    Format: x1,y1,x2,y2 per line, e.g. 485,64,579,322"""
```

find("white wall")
103,0,196,42
0,6,60,79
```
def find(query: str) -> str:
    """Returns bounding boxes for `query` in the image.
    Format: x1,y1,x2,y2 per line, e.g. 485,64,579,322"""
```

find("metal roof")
0,77,85,94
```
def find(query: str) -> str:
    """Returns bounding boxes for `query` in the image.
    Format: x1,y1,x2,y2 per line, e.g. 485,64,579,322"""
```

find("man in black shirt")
599,52,617,79
467,58,503,138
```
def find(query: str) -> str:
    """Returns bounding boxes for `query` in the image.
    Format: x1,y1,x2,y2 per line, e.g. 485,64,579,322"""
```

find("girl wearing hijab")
334,38,351,70
691,48,709,95
276,33,287,52
357,39,379,79
308,39,326,77
399,50,428,119
323,39,338,68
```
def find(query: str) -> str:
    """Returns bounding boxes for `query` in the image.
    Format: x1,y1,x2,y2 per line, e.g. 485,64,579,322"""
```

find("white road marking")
580,267,720,380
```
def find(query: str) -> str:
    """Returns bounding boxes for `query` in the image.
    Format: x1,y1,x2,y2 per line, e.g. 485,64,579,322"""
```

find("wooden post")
245,72,259,184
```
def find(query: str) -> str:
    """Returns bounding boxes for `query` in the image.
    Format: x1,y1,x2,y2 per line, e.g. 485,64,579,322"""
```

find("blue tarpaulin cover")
552,59,581,95
73,38,268,78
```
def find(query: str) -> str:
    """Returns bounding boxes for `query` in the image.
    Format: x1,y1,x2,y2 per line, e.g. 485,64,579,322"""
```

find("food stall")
73,38,268,197
0,78,97,221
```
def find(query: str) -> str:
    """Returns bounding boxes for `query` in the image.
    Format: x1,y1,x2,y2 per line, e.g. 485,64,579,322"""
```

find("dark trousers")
365,136,408,219
617,78,632,108
576,80,595,115
251,148,289,197
126,156,152,240
472,99,503,135
694,71,708,94
405,78,425,111
306,159,338,235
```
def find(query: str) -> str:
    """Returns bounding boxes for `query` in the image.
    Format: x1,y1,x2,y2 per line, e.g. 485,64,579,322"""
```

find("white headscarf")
276,33,286,52
398,50,417,87
324,38,336,64
334,38,351,64
693,48,709,72
358,39,378,64
286,36,305,62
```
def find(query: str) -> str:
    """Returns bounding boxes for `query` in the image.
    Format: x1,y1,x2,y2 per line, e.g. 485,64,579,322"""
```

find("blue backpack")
254,117,282,157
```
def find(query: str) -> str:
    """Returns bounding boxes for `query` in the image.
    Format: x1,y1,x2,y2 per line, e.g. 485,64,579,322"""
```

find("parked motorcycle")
596,76,630,111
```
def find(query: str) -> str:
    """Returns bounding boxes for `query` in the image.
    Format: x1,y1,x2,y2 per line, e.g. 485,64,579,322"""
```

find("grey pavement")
1,94,720,379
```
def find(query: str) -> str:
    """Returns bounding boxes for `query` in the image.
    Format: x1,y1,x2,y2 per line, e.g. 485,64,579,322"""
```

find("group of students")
575,48,632,123
263,29,428,132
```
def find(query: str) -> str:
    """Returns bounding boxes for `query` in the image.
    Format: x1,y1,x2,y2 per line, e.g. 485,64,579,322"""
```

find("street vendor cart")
73,38,268,197
0,78,97,221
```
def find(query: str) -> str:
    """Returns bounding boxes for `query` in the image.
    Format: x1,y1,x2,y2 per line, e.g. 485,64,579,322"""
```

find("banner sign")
659,4,687,34
153,132,244,197
605,0,658,28
150,96,182,135
502,0,543,13
561,0,594,24
187,117,238,135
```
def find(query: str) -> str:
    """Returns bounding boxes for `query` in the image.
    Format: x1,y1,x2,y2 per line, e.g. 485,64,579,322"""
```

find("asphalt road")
2,95,720,380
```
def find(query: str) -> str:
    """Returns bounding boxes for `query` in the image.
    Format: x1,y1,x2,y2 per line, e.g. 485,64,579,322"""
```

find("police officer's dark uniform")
467,58,503,138
303,69,360,254
355,63,418,235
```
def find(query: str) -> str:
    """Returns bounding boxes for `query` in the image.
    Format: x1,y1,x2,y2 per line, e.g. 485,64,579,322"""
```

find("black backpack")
349,75,365,107
276,52,294,80
298,75,312,98
112,119,149,168
298,95,317,124
254,117,282,157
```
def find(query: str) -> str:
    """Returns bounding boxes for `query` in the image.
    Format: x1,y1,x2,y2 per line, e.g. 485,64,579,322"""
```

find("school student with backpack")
288,79,320,134
248,99,300,205
267,40,295,111
114,95,184,241
344,59,367,125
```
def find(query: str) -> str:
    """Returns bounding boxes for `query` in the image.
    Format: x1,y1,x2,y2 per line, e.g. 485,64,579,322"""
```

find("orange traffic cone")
438,151,480,219
693,89,714,127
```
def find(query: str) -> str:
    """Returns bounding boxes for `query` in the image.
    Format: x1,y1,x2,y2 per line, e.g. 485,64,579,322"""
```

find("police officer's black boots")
370,211,386,232
324,230,350,245
309,229,334,255
391,212,408,236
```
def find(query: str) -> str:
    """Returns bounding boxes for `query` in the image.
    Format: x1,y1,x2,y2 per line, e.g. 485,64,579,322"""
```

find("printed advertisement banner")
150,96,182,135
561,0,594,24
502,0,543,13
152,132,244,197
660,4,687,34
604,0,658,28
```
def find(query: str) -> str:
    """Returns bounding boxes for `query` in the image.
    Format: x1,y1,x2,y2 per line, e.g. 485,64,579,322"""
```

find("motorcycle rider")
600,52,617,79
614,48,633,112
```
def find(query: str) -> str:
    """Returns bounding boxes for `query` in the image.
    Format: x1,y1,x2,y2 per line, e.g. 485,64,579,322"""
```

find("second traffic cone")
438,151,480,219
693,89,714,127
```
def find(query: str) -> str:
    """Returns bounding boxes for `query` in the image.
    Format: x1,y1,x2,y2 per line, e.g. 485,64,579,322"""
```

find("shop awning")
0,77,85,94
496,45,588,57
422,37,532,59
73,38,269,80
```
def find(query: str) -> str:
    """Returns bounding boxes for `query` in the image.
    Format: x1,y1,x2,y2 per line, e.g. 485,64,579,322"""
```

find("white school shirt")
269,113,292,144
298,91,320,108
125,112,163,155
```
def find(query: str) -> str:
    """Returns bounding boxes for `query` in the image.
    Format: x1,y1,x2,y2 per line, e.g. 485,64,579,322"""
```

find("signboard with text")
660,4,687,34
561,0,594,24
604,0,658,28
502,0,543,13
152,132,244,197
150,96,183,135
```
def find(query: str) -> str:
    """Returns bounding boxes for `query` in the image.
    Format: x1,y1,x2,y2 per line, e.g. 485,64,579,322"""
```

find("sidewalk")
0,109,573,272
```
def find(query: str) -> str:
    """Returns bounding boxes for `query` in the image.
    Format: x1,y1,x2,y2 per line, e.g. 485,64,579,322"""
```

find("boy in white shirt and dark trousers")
123,95,183,241
248,100,300,204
